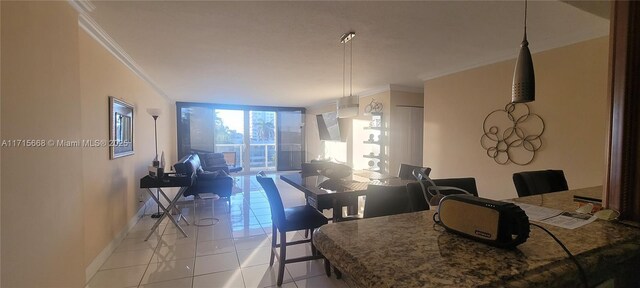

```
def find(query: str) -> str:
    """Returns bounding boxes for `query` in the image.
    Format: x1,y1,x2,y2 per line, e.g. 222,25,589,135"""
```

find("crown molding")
357,85,391,98
389,84,423,94
358,84,423,98
419,31,608,82
71,6,172,102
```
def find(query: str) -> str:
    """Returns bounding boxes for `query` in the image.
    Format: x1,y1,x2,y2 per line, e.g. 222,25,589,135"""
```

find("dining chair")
363,184,414,218
407,177,478,208
301,162,323,176
398,163,431,180
255,172,330,286
512,169,568,197
411,167,433,181
342,185,413,220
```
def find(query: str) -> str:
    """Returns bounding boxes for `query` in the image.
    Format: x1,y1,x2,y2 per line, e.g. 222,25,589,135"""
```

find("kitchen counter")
313,186,640,287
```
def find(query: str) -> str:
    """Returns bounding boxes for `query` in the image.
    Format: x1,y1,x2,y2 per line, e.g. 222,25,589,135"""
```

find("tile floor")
86,172,349,288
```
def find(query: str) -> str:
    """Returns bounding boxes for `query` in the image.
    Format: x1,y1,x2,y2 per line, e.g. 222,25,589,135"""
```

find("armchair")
196,152,243,174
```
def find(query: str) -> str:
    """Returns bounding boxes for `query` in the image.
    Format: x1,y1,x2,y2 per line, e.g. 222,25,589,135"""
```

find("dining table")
279,171,414,221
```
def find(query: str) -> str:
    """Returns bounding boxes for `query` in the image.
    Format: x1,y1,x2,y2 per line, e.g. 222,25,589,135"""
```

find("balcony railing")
214,143,277,171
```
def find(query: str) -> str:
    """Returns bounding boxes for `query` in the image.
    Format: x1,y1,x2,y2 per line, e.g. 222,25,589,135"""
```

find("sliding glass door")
277,110,304,171
178,106,214,155
249,111,277,171
213,109,245,167
177,103,305,172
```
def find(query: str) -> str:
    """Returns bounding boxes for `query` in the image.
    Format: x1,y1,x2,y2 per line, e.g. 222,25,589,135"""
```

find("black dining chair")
342,185,413,220
363,185,414,218
301,162,323,176
513,169,568,197
407,177,478,208
398,163,431,180
255,172,329,286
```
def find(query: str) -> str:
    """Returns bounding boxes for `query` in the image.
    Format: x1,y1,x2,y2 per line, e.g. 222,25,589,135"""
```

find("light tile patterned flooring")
86,173,349,288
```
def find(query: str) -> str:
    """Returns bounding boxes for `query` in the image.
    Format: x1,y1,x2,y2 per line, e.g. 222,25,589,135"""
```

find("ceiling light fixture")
511,0,535,103
337,31,359,118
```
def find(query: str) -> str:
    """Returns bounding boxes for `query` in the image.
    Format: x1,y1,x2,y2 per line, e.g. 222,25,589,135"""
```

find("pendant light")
337,31,359,118
511,0,535,103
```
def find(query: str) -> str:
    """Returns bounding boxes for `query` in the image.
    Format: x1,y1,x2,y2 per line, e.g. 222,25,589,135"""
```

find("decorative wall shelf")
363,112,386,173
363,154,384,159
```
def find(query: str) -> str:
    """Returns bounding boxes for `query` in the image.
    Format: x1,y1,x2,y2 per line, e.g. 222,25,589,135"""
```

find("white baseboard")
85,198,153,283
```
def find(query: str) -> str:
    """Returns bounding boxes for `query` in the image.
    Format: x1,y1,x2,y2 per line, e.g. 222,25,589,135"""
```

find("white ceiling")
88,1,609,107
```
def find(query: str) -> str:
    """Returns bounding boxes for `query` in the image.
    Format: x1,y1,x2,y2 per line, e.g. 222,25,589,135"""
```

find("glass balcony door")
277,110,304,171
248,111,277,172
213,109,277,172
177,103,304,173
213,109,245,168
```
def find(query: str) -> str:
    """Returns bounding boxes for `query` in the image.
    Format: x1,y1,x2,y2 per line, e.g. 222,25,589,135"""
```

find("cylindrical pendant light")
512,0,535,103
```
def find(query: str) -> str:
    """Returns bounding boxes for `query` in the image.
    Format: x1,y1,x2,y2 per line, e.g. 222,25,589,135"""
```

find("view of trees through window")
214,110,276,169
214,111,243,144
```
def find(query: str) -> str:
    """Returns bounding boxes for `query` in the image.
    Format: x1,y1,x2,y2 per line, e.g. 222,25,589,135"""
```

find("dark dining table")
280,172,414,221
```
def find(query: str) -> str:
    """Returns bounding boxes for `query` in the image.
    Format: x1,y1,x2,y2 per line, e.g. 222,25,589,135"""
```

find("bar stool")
256,172,330,286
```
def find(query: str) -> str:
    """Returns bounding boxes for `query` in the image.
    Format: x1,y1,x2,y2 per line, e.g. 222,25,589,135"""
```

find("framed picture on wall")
109,96,134,159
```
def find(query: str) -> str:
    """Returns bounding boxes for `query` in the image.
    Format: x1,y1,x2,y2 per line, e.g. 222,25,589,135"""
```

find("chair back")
256,172,286,227
407,177,478,208
411,167,432,181
406,182,430,212
174,154,200,177
363,185,412,218
398,164,429,180
222,152,237,167
513,170,568,197
301,162,323,176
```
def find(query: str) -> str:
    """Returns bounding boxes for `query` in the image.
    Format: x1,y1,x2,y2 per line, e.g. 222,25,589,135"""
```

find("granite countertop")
313,186,640,288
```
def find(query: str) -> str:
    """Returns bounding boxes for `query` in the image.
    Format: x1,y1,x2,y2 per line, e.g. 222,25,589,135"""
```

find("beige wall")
423,37,609,199
391,91,423,107
389,91,423,173
79,30,176,269
1,2,85,287
1,2,176,286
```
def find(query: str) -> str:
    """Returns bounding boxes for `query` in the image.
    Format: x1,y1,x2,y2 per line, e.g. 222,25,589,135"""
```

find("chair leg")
324,259,332,277
334,266,342,279
277,231,287,286
310,230,317,256
269,226,277,266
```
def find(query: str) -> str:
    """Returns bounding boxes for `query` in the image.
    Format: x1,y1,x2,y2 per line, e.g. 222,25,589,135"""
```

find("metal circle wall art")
480,103,545,165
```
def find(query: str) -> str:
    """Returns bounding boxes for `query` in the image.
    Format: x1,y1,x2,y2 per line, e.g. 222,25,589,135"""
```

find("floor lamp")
147,108,163,218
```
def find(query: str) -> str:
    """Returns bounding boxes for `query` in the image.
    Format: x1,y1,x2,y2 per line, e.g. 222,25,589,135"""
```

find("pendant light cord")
523,0,528,42
524,0,527,33
350,37,353,96
343,41,346,98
